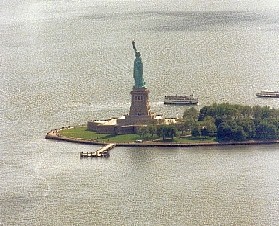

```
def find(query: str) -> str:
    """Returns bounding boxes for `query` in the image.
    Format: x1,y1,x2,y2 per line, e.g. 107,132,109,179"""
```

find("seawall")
45,128,279,148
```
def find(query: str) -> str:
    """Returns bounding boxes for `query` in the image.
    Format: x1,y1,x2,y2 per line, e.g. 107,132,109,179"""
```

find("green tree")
234,126,247,141
192,126,201,137
199,103,255,121
201,116,217,137
168,126,177,140
236,119,255,139
197,103,279,141
252,105,273,120
217,122,233,141
255,122,278,140
156,125,164,139
184,119,196,133
157,125,177,141
148,125,157,137
175,122,185,136
252,105,263,120
138,126,149,138
241,106,253,118
183,107,199,120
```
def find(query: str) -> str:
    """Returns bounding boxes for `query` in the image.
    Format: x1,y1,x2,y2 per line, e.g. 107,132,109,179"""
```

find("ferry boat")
164,94,198,105
256,90,279,98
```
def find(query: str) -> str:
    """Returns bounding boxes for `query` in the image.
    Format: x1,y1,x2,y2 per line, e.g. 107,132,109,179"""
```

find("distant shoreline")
45,128,279,148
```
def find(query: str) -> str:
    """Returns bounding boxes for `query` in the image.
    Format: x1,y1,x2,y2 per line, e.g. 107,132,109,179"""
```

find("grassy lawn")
59,126,142,143
59,126,217,144
59,126,106,140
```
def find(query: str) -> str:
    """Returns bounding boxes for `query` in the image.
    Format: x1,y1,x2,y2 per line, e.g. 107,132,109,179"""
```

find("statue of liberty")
132,40,146,88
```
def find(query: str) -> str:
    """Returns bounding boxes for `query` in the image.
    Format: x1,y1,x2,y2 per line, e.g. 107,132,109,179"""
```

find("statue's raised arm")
132,40,137,53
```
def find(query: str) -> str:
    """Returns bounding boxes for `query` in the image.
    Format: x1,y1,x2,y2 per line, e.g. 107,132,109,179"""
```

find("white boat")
164,94,198,105
256,90,279,98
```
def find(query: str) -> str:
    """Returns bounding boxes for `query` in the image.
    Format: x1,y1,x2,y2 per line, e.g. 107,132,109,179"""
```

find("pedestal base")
129,87,151,117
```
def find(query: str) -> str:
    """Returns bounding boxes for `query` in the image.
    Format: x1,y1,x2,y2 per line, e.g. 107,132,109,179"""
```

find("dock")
80,143,116,158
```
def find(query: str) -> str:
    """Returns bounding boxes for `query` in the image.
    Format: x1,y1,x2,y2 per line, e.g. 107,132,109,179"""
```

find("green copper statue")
132,40,146,88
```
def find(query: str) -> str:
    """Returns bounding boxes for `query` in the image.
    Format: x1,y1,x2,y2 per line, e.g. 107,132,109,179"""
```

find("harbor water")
1,0,279,225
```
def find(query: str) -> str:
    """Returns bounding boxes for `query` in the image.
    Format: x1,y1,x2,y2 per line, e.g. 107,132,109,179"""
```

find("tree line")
137,103,279,142
186,103,279,141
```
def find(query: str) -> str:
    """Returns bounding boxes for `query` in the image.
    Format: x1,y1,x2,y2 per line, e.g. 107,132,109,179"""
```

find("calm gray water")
1,0,279,225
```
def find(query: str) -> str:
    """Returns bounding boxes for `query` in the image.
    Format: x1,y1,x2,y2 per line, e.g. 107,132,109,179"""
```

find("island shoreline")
45,128,279,148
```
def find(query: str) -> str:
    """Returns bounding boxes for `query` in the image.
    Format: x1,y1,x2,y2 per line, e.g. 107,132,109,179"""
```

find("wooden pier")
80,143,116,158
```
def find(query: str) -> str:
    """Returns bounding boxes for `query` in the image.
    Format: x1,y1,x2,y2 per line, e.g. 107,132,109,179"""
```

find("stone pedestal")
129,87,151,116
116,87,155,126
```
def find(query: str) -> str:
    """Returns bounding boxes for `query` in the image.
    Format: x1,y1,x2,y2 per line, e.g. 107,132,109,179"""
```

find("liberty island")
3,1,279,224
45,41,279,149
